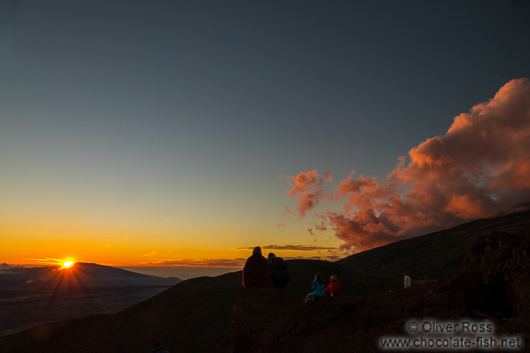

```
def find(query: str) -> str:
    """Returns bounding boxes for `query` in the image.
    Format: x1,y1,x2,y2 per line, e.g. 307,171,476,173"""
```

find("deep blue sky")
1,1,529,265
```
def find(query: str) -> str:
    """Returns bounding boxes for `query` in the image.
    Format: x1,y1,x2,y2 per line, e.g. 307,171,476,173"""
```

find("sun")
62,260,75,269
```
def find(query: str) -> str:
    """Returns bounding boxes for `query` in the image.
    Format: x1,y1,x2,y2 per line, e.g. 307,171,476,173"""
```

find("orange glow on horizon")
1,222,339,266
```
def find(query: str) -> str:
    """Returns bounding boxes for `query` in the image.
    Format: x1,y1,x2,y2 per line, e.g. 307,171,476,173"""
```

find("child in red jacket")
324,274,342,297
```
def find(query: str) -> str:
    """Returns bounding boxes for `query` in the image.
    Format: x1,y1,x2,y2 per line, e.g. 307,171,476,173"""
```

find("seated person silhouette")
242,246,274,288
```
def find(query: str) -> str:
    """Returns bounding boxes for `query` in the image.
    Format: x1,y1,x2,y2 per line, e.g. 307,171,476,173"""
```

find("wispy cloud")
280,255,339,262
28,257,61,264
142,251,158,257
326,255,341,261
234,245,337,251
138,252,343,267
281,205,294,216
138,258,247,268
275,223,286,229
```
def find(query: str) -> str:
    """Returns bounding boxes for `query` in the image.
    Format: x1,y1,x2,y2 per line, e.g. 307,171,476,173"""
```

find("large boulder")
230,287,302,352
221,287,360,353
391,231,530,335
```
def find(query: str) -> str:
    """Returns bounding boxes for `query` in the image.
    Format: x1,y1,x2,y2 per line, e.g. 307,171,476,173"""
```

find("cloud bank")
139,258,247,268
288,78,530,252
235,245,337,251
28,257,62,264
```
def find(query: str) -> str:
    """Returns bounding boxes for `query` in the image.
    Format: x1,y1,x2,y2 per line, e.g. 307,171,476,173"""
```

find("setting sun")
63,261,74,268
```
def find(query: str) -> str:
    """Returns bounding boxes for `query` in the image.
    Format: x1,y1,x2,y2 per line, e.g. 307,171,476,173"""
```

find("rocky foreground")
209,230,530,353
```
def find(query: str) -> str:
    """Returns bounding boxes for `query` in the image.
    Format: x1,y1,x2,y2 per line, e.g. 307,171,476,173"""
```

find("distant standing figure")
325,274,342,297
242,246,274,288
150,342,169,353
404,273,411,288
269,254,291,288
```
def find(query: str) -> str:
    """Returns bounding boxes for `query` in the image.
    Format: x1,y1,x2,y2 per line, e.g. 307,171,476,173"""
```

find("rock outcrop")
230,288,301,351
391,231,530,336
214,231,530,353
208,282,433,353
213,287,360,353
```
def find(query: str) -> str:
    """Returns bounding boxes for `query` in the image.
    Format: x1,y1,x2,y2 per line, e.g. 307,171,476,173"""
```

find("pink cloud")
287,170,332,216
288,78,530,252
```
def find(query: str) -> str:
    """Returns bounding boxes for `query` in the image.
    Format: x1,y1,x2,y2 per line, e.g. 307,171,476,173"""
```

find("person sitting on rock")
268,253,291,289
404,272,411,288
305,272,326,304
312,272,326,297
242,246,274,288
324,274,342,297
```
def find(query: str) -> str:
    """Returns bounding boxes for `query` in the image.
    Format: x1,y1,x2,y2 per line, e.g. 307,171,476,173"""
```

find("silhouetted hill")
0,262,180,289
0,263,181,337
210,229,530,353
0,260,375,353
338,210,530,286
2,211,530,352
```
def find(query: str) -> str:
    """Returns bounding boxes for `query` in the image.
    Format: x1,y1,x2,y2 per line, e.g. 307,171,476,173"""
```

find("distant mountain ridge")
70,262,181,284
0,262,181,289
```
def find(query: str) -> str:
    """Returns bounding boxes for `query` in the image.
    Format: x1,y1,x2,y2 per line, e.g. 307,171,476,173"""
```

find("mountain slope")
208,230,530,353
0,260,375,353
0,263,181,337
338,210,530,285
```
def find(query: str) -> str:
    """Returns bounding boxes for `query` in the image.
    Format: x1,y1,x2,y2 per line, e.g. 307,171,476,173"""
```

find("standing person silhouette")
404,273,411,288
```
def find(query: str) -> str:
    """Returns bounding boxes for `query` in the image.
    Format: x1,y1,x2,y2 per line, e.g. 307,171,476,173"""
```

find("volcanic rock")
391,231,530,338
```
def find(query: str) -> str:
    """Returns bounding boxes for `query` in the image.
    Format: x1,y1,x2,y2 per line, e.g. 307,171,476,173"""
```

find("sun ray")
74,265,108,285
41,271,65,319
72,270,97,304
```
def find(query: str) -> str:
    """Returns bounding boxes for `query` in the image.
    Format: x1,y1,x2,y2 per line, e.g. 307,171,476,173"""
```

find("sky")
1,1,529,269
